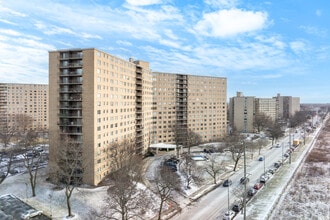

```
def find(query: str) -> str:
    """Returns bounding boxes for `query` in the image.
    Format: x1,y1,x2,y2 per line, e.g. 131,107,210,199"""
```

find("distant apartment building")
49,48,153,185
229,92,255,133
0,83,48,132
255,98,277,121
229,92,301,133
152,72,227,144
274,94,300,120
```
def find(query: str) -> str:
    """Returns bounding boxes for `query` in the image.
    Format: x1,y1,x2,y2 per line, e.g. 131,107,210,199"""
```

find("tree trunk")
158,200,164,220
66,188,73,217
233,159,239,171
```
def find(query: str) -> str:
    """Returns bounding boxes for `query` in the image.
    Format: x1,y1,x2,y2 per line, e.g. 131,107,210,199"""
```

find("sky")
0,0,329,103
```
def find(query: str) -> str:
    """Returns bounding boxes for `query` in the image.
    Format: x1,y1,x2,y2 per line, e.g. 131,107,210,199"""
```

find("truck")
293,139,300,147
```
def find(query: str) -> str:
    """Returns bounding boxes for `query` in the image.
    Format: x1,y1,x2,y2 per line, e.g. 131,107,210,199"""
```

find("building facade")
229,92,255,133
255,98,277,121
152,72,227,144
0,83,48,132
275,94,300,120
49,48,153,185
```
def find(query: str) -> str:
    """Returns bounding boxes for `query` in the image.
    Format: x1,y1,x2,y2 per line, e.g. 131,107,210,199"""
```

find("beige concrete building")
152,72,227,144
0,83,48,132
229,92,255,133
49,48,153,185
274,94,301,120
255,98,277,121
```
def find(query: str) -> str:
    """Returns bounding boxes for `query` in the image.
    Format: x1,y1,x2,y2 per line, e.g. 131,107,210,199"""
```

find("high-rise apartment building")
49,48,153,185
0,83,48,132
255,98,277,121
274,94,300,120
229,92,255,133
229,92,301,134
49,48,227,186
152,72,227,144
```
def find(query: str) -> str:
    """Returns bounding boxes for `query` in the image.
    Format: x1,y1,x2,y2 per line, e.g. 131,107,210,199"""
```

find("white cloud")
126,0,164,6
0,4,26,17
0,29,22,36
0,18,17,25
194,8,268,37
290,41,308,55
116,40,132,46
204,0,239,9
300,25,327,38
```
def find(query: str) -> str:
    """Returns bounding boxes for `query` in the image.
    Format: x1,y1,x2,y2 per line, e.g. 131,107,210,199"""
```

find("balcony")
59,78,83,85
59,62,83,68
60,103,82,109
59,53,83,60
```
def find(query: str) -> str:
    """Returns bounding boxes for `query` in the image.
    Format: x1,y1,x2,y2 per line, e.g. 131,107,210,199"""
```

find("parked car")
247,188,257,196
276,143,281,148
222,210,235,220
267,168,275,174
258,156,264,161
260,175,269,183
223,179,232,187
240,177,249,184
254,182,263,190
20,209,43,219
274,161,282,169
9,168,19,174
232,203,243,212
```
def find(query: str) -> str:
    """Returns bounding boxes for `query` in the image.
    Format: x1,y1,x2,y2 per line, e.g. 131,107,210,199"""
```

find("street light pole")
227,182,230,214
243,141,247,220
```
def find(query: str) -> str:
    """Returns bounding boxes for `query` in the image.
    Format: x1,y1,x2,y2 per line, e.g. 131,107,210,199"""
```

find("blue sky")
0,0,329,103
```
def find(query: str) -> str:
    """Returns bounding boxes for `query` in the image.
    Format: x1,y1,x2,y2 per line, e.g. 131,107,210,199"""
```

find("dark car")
258,156,264,161
223,179,232,187
240,177,249,184
247,188,257,196
232,203,243,212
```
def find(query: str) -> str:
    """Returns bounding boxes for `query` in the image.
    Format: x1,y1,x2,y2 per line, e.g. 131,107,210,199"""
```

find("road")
171,131,306,220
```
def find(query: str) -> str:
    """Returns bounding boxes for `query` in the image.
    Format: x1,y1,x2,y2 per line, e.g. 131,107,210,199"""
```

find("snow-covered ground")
0,117,326,220
234,115,329,220
270,117,330,219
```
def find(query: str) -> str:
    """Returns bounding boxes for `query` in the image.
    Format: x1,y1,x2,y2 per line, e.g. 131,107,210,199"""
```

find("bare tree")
180,153,203,189
0,115,16,148
267,122,285,145
289,111,308,128
20,130,42,197
254,113,272,133
98,139,148,220
171,124,187,158
225,132,245,171
153,166,181,220
204,156,225,184
49,135,84,218
256,138,269,155
186,130,202,154
101,164,147,220
0,150,14,184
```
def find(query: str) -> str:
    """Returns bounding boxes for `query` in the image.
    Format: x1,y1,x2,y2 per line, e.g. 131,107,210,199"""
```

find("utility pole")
227,182,230,214
243,141,247,220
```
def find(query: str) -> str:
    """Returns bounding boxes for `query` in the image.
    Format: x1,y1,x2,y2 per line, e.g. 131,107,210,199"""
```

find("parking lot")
0,194,50,220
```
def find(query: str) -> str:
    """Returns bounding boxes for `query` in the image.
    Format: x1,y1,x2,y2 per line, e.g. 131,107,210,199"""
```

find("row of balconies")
60,103,82,109
59,53,83,60
59,78,83,85
59,87,82,93
59,62,83,68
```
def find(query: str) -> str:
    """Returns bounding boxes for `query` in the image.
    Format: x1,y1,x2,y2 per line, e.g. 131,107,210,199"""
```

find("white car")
21,209,43,219
223,210,235,220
